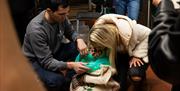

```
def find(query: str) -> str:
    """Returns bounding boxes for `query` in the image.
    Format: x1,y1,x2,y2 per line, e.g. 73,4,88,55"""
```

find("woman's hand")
129,57,144,68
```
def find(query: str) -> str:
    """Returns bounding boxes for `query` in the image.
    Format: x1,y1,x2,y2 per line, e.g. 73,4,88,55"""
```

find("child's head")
88,45,106,58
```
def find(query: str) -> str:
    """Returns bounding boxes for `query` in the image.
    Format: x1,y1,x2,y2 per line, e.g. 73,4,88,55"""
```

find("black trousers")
115,52,148,91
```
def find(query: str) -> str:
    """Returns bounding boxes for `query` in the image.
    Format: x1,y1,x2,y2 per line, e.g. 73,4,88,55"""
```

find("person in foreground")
70,47,120,91
22,0,90,91
88,14,151,91
148,0,180,91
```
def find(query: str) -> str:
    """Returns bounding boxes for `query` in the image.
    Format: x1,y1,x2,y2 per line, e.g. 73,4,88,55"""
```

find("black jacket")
148,0,180,85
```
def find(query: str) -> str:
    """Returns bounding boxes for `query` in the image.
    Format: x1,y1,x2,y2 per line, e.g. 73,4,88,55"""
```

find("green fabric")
75,53,110,73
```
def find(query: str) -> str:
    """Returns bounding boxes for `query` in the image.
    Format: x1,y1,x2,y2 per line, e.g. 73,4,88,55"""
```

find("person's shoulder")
29,11,46,25
26,19,47,35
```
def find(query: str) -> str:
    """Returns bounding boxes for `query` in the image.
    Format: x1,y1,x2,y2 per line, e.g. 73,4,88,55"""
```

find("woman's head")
88,24,120,68
89,24,120,49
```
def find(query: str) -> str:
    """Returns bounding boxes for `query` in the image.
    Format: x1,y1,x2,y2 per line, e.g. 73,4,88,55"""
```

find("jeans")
31,42,78,91
114,0,140,20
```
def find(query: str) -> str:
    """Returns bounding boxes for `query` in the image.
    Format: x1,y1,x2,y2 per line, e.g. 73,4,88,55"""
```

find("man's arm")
25,29,67,71
64,18,88,55
25,29,90,74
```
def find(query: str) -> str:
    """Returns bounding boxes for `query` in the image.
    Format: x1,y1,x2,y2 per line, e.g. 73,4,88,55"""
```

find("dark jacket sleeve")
148,0,180,84
149,0,180,63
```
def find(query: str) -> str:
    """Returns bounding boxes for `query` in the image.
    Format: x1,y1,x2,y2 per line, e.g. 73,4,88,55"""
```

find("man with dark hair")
22,0,90,91
149,0,180,91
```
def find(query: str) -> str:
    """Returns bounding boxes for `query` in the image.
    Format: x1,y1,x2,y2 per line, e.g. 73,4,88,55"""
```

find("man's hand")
67,62,90,74
76,38,88,55
129,57,144,68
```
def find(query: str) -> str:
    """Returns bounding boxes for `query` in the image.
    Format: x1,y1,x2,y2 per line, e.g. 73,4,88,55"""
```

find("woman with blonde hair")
88,14,151,91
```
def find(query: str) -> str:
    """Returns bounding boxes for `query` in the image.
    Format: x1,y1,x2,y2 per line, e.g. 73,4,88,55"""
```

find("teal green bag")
75,53,110,73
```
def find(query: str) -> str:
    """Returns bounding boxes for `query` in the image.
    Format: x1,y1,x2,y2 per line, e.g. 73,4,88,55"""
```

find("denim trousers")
114,0,140,20
31,42,78,91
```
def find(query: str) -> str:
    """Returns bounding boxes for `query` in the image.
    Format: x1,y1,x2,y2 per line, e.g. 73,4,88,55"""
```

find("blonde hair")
88,24,124,69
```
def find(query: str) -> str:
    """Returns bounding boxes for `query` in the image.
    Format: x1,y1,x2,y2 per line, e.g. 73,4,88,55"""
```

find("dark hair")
39,0,69,12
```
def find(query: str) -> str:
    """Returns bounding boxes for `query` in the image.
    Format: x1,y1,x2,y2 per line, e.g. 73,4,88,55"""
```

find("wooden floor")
128,67,172,91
